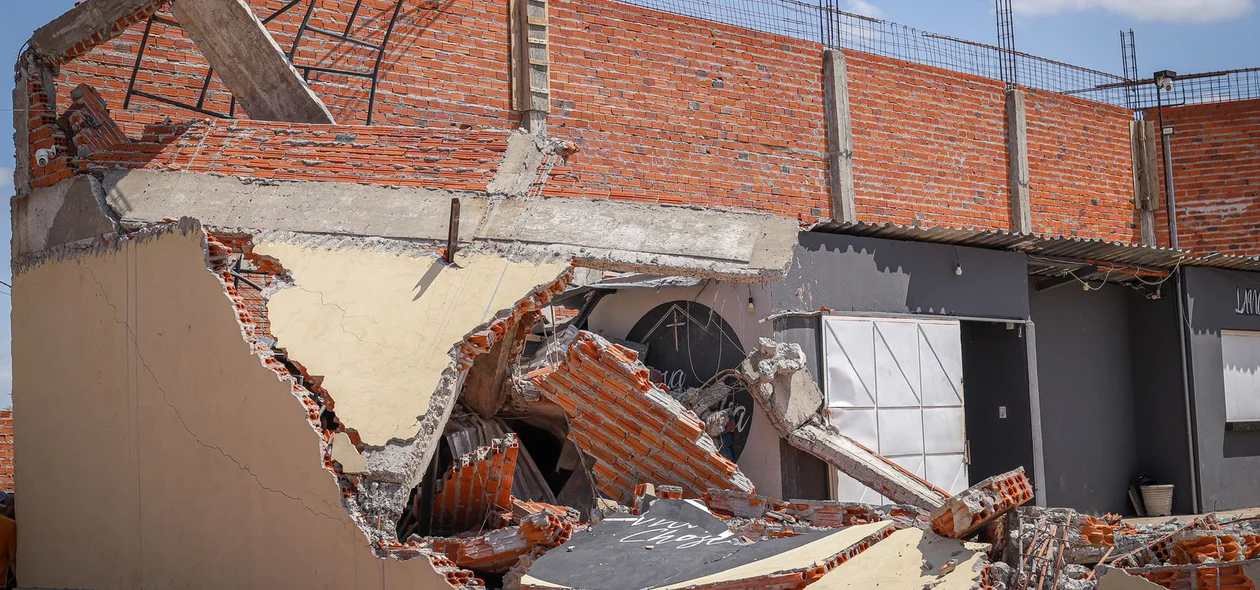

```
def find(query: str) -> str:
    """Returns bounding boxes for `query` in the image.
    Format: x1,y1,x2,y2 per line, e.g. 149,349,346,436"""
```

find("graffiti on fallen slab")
606,515,737,549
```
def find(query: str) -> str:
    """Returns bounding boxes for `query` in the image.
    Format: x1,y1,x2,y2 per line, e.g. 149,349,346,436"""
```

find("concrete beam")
785,424,949,511
823,49,856,223
738,338,949,511
96,169,799,279
168,0,335,124
28,0,164,63
1006,88,1031,234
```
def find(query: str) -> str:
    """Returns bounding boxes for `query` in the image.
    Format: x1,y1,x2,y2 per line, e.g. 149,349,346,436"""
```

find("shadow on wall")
785,233,1029,320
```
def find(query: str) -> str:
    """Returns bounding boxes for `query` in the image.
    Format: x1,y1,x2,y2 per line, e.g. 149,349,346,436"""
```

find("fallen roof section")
167,0,335,124
520,499,896,590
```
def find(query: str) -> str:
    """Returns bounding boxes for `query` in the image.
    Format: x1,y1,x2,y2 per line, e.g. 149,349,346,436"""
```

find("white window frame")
1222,330,1260,424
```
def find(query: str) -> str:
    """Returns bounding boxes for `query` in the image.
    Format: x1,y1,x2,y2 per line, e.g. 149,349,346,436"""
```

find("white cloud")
0,166,11,197
846,0,885,18
1013,0,1254,22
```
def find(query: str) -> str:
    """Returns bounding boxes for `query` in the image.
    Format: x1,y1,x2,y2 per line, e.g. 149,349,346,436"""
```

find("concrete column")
1006,88,1032,234
1024,321,1048,507
823,50,856,223
12,68,32,196
1131,120,1160,246
511,0,550,132
169,0,335,124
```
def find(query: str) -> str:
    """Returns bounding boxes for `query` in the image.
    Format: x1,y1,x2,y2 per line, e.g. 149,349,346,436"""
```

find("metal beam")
169,0,335,124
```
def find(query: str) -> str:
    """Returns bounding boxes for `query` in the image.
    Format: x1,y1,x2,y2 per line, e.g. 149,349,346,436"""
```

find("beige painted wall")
12,229,453,590
257,242,567,446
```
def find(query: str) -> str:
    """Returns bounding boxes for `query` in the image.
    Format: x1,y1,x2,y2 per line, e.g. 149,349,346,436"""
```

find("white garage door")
822,316,968,503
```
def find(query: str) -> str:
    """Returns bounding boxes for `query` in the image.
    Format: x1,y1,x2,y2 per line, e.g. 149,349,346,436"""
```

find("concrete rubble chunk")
168,0,336,124
739,338,949,511
930,467,1033,539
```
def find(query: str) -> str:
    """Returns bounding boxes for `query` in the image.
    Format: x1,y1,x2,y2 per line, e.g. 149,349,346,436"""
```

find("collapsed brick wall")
54,0,514,132
1149,98,1260,257
0,411,13,492
543,0,829,219
1025,90,1137,242
845,52,1011,230
33,0,1152,244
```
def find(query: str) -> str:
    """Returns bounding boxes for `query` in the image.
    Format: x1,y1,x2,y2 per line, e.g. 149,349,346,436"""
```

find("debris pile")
339,291,1247,590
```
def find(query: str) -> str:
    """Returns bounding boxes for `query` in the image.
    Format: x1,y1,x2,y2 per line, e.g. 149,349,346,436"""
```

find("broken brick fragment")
529,331,754,503
432,434,520,535
930,467,1033,539
433,510,574,574
1110,514,1224,568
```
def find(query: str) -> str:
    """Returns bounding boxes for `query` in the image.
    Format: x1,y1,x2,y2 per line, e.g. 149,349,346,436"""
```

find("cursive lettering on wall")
1238,287,1260,316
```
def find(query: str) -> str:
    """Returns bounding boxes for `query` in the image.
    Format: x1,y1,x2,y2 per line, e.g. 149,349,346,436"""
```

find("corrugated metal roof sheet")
813,221,1260,274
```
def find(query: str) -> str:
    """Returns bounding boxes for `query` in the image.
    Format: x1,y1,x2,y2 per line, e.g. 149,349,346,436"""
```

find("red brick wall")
846,52,1010,230
87,119,511,190
0,410,13,492
1025,90,1137,242
542,0,829,219
55,0,513,133
1149,99,1260,257
36,0,1152,244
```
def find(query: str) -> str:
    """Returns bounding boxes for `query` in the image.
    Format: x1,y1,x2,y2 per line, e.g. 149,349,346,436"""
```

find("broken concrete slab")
529,331,755,503
27,0,164,63
740,338,822,433
1096,568,1167,590
930,467,1033,539
520,498,895,590
168,0,336,124
811,527,987,590
98,168,798,279
257,242,569,447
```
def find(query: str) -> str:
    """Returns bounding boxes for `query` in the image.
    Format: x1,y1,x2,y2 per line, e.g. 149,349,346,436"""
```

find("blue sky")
1,0,1258,409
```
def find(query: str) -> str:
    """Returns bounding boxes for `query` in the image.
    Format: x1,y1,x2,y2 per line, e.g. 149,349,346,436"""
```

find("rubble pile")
373,299,1252,590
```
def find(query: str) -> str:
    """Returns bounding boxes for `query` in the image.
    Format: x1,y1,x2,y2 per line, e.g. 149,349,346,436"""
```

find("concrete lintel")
97,169,799,279
28,0,160,63
823,49,856,223
13,175,117,257
1006,88,1031,234
169,0,335,124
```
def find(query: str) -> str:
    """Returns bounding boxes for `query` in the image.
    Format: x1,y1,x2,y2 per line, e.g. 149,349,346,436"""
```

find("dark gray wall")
1032,285,1140,514
1185,267,1260,511
772,315,831,500
1126,290,1195,515
772,233,1031,320
961,322,1037,485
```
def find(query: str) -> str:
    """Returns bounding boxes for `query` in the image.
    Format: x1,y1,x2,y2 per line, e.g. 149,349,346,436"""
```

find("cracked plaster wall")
258,242,569,447
12,229,453,589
